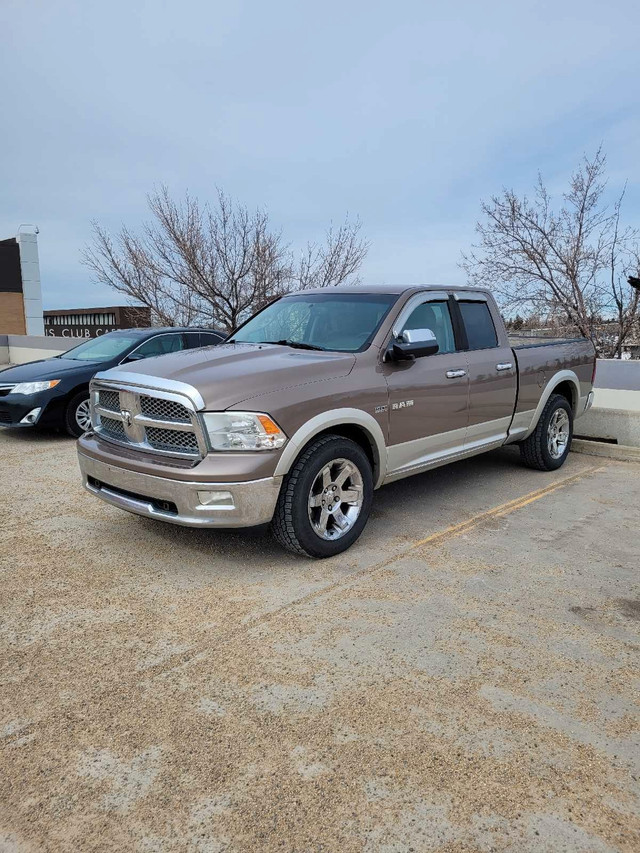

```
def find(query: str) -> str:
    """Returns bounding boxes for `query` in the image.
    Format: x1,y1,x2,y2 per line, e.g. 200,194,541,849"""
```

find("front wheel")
520,393,573,471
65,391,91,438
271,434,373,558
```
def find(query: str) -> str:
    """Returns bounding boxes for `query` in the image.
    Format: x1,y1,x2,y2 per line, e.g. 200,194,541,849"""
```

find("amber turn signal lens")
257,414,282,435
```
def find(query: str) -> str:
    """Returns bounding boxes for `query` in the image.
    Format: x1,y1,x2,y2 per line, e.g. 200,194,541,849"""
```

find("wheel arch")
274,408,387,488
522,370,580,440
65,381,91,401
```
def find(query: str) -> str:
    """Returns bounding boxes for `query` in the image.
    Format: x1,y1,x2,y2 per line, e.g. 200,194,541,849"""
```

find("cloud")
1,0,638,308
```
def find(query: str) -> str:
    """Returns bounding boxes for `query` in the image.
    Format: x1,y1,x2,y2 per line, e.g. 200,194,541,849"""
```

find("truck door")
453,294,517,450
382,294,470,478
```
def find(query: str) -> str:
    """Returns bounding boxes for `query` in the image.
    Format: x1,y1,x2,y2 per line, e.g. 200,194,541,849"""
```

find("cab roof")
291,283,491,296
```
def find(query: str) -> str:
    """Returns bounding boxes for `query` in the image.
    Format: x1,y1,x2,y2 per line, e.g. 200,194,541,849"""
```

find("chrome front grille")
91,381,205,460
140,396,191,423
98,389,120,412
145,426,199,453
100,415,127,441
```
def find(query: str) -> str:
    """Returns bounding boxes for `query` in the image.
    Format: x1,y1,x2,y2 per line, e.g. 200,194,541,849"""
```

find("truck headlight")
12,380,61,395
202,412,287,451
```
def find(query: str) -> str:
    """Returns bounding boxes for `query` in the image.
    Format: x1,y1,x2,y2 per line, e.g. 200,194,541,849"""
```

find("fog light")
20,407,42,425
197,490,235,509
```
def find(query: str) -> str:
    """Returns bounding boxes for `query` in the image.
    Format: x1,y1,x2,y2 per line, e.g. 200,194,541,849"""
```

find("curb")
572,438,640,462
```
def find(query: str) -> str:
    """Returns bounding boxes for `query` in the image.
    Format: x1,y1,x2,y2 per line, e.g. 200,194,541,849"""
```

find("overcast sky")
1,0,638,310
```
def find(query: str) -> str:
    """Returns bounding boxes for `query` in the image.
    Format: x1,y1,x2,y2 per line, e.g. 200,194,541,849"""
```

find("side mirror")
123,351,146,363
390,328,439,361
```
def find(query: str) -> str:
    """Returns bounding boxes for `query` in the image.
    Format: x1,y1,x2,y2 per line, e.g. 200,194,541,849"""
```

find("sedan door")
382,294,470,480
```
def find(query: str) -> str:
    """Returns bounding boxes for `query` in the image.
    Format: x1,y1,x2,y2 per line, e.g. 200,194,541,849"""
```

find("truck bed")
510,337,595,415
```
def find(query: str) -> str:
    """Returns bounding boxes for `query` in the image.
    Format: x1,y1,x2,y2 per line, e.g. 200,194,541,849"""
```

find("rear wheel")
65,391,91,438
271,434,373,558
520,393,573,471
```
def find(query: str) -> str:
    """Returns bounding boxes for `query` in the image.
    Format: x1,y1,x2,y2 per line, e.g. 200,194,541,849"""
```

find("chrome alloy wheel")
547,408,570,459
75,398,92,432
307,458,364,540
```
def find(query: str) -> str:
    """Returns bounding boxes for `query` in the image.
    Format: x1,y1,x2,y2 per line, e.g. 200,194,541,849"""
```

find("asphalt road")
1,428,639,852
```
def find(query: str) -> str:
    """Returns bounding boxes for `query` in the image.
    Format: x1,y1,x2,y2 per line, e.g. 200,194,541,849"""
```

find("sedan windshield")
231,292,398,353
62,333,142,361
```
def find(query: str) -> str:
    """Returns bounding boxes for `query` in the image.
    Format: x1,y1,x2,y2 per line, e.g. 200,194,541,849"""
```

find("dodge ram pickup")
77,285,596,557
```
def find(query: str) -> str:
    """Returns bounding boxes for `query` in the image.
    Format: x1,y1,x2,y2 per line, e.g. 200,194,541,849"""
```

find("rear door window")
459,301,498,350
133,333,186,359
200,332,222,346
184,332,201,349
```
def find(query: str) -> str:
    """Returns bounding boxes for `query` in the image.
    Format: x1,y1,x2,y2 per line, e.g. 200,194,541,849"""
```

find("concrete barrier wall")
593,388,640,412
595,359,640,392
6,334,76,365
577,407,640,448
0,334,9,365
578,385,640,448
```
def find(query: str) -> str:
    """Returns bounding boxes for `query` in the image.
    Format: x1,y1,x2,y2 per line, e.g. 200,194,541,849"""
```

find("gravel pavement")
1,428,639,852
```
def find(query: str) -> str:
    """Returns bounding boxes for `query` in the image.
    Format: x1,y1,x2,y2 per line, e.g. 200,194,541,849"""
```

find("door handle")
496,363,513,371
446,369,467,379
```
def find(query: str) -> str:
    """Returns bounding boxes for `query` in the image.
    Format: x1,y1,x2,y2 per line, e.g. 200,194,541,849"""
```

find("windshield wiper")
261,339,326,351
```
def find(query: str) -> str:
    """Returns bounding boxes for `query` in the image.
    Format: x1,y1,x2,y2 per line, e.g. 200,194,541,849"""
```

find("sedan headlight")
202,412,287,451
12,380,61,395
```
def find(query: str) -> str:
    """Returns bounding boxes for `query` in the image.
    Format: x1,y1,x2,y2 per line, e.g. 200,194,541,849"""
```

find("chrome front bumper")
78,451,282,528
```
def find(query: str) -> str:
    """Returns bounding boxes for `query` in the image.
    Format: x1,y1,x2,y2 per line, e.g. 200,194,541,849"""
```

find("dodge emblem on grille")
120,409,133,428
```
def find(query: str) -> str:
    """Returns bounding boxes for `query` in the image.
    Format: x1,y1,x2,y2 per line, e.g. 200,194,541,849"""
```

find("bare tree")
83,188,369,332
603,197,640,358
298,217,369,289
461,148,640,356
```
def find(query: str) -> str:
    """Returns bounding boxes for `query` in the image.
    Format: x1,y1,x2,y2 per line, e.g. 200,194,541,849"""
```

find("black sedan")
0,327,224,437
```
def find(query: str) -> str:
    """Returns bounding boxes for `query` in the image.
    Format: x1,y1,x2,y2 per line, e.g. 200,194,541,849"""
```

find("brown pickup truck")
77,285,596,557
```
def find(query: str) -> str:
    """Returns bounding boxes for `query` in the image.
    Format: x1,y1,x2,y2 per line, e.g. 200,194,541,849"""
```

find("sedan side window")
184,332,201,349
133,334,186,359
200,332,223,346
400,300,455,354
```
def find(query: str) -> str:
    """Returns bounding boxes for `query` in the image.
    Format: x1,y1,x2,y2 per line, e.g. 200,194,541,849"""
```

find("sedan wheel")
65,391,92,437
75,398,92,432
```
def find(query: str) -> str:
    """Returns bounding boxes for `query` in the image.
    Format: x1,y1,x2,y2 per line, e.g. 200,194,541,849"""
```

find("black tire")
271,434,374,558
520,393,573,471
64,390,91,438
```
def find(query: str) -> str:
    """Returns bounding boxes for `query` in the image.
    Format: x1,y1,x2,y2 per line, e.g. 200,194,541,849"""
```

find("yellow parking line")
412,463,607,550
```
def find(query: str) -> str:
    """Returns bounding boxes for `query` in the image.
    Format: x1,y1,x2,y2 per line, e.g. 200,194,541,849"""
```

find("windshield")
231,292,398,353
62,333,142,361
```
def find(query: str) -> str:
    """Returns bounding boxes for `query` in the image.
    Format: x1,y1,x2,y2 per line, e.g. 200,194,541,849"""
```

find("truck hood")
105,343,356,410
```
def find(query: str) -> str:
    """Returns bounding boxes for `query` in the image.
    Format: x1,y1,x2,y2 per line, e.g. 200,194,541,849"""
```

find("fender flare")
521,369,581,440
274,408,388,488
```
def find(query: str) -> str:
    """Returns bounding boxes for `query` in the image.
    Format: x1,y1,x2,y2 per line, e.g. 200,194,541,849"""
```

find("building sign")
43,306,151,338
